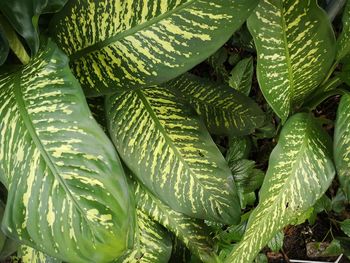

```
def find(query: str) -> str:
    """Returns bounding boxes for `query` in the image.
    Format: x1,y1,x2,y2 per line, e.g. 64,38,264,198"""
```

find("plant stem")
0,15,30,64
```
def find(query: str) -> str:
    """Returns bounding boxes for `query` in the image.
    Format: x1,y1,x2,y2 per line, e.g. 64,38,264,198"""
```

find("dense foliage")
0,0,349,262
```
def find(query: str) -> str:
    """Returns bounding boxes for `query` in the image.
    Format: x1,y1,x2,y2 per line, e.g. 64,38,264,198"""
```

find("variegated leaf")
117,209,172,263
166,74,265,136
334,94,350,199
20,246,61,263
134,181,219,263
229,57,254,96
0,40,134,262
50,0,259,96
247,0,336,122
106,87,240,225
225,113,335,263
337,0,350,61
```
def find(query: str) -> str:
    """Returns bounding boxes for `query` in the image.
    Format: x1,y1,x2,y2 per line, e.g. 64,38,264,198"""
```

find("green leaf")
226,137,251,164
0,0,68,55
340,219,350,237
253,254,268,263
0,40,134,262
337,0,350,61
166,73,265,136
117,209,172,263
229,57,254,96
20,246,61,263
334,94,350,199
225,113,335,263
247,0,336,122
106,86,240,225
331,189,348,213
267,231,284,253
0,15,30,65
134,181,219,263
50,0,259,96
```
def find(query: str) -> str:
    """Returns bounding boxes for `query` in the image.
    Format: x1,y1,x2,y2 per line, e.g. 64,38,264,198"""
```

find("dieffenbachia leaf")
134,182,219,263
340,219,350,237
106,86,240,225
337,0,350,61
225,113,335,263
0,0,68,55
247,0,336,122
334,94,350,199
117,209,172,263
229,57,254,96
20,246,61,263
50,0,259,96
0,40,134,262
166,74,265,136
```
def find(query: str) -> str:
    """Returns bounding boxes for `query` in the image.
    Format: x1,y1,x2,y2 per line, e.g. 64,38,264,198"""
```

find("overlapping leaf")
20,246,61,263
247,0,336,122
166,74,265,136
106,86,240,225
0,0,68,55
337,0,350,61
50,0,259,96
134,182,218,263
334,94,350,199
0,40,134,262
117,209,172,263
225,113,335,263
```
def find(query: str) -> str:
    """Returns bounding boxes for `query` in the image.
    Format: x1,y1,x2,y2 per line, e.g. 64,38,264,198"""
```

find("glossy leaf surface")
50,0,259,96
134,182,218,263
225,113,335,262
0,0,68,55
0,40,134,262
337,0,350,61
247,0,336,122
106,87,240,225
117,209,172,263
334,94,350,199
166,74,265,136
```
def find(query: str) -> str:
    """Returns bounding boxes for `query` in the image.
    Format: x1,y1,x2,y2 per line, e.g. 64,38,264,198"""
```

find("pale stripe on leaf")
50,0,259,96
134,181,219,263
247,0,336,122
166,73,265,136
106,87,240,225
334,94,350,199
0,40,134,263
117,209,172,263
225,113,335,262
337,0,350,61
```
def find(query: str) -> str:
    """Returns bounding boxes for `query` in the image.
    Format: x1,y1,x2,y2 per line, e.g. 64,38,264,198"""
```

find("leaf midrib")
135,89,226,205
230,118,314,260
13,70,94,230
69,0,197,62
138,185,214,261
280,3,294,118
